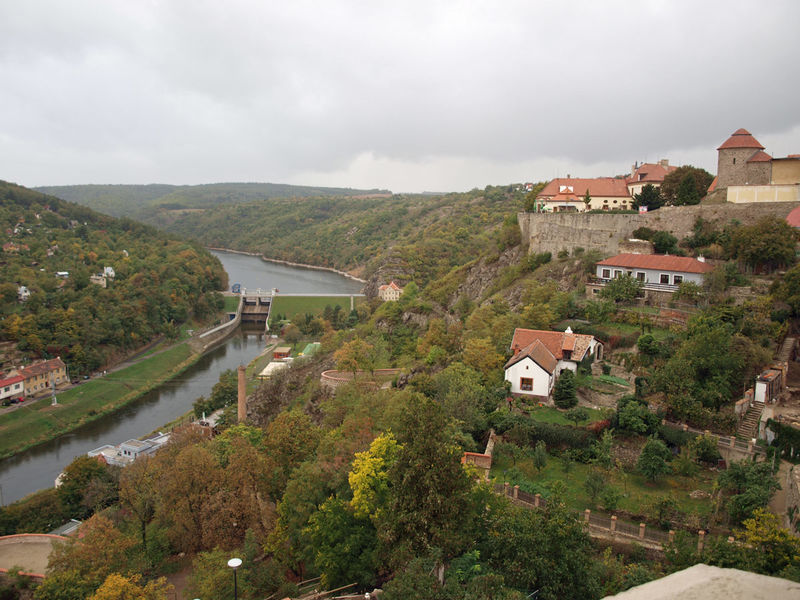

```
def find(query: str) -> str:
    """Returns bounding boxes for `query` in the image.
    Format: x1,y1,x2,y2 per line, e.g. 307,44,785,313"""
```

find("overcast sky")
2,1,798,193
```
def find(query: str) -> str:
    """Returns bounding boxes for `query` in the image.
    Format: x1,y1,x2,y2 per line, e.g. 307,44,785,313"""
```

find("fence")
493,483,693,551
662,420,766,457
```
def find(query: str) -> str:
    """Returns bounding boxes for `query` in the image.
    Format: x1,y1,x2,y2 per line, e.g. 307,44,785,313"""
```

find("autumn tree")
88,574,172,600
118,456,157,551
333,338,374,377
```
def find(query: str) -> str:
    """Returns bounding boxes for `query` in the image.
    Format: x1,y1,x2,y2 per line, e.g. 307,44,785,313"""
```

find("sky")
1,1,799,193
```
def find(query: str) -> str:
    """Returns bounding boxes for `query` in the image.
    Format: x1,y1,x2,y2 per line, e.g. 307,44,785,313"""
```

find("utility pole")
50,371,57,406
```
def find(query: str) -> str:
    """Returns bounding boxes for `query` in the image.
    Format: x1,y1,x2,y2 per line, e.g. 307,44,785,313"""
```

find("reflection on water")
0,250,362,505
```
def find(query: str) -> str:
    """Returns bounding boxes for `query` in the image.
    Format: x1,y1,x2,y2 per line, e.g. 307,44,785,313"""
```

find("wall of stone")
518,202,800,257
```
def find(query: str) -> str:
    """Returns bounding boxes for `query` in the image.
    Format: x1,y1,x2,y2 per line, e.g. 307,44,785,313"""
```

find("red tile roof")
379,281,402,291
504,339,557,373
19,358,66,379
596,253,714,274
0,375,24,387
508,328,598,365
786,206,800,228
747,150,772,163
717,128,765,150
707,176,718,193
627,163,677,185
537,178,630,199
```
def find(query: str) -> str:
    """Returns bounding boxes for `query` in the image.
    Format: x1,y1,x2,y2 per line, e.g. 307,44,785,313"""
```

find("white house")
378,281,403,301
594,254,714,288
504,328,603,400
17,286,30,301
0,375,25,401
103,266,115,279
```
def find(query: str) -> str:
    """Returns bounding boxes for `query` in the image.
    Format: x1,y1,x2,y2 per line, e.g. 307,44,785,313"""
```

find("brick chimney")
237,365,246,423
513,344,520,356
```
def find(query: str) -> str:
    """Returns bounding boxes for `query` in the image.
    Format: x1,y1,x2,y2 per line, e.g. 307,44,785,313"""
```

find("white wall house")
0,375,24,401
595,254,713,288
504,328,603,401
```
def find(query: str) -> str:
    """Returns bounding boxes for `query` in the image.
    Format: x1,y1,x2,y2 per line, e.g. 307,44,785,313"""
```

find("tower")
716,128,765,188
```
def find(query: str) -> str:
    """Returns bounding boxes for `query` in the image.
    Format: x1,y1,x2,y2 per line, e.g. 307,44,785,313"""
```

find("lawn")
0,343,197,459
224,295,241,312
271,295,363,318
490,442,716,521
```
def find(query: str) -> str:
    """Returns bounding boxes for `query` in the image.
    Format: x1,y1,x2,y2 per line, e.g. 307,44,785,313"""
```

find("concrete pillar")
669,530,675,544
513,485,519,499
748,440,755,453
697,530,706,553
504,482,510,497
610,515,617,533
730,437,736,448
534,493,541,507
584,509,591,523
639,523,646,539
237,365,246,423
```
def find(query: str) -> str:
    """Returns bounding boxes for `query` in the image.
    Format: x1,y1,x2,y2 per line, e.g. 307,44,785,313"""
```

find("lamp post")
227,557,242,599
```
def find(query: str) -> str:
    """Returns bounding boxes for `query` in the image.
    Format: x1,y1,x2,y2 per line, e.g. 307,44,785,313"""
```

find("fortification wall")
518,202,800,256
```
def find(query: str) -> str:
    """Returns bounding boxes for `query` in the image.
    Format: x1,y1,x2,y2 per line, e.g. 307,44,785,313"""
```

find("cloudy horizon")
2,1,798,194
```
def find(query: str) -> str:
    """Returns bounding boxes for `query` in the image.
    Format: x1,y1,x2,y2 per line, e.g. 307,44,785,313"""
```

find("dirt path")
769,458,792,521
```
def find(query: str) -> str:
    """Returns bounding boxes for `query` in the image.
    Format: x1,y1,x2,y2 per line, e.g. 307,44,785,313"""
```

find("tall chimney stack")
237,365,246,423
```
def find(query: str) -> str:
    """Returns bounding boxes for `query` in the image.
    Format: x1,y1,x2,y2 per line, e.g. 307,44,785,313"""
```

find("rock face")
454,246,525,304
518,202,799,258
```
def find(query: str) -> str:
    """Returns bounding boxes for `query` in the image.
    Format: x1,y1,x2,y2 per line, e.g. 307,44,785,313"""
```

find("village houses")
378,281,403,301
9,357,68,397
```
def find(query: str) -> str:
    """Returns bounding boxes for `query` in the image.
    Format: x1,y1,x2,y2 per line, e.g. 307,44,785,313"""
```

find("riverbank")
0,342,205,460
207,247,367,285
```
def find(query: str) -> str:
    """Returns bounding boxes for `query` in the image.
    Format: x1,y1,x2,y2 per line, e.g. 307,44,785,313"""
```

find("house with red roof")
593,253,714,290
11,358,68,397
535,177,632,212
0,375,25,402
626,159,677,198
504,327,603,400
378,281,403,301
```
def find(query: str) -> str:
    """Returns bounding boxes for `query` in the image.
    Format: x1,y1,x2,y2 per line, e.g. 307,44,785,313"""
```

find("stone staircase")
737,400,764,440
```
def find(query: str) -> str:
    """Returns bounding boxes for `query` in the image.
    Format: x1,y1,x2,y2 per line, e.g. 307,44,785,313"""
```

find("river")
0,251,363,506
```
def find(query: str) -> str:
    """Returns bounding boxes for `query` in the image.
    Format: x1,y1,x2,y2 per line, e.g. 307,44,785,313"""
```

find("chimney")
513,344,520,356
660,158,669,168
631,163,636,178
237,365,246,423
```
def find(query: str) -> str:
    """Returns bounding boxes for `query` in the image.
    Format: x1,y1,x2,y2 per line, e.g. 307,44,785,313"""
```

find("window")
636,272,645,281
592,288,600,294
520,378,533,391
673,275,683,285
601,268,611,278
614,270,623,278
660,274,670,284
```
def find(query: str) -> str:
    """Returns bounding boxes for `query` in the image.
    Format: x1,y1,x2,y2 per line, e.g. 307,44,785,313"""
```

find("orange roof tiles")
787,206,800,228
537,177,630,199
747,150,772,163
19,358,66,379
504,339,558,373
508,329,597,365
627,163,677,185
717,128,765,150
596,253,714,274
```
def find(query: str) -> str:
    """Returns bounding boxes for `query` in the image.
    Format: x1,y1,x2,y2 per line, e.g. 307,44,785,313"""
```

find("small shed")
273,346,292,360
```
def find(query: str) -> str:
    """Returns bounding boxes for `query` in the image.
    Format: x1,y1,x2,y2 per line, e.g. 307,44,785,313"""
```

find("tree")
674,172,701,205
592,429,614,470
584,469,606,505
718,461,780,523
88,574,172,600
632,184,662,210
660,166,713,205
349,432,400,521
333,338,374,377
637,437,671,481
600,274,641,303
553,370,577,409
652,231,680,254
532,440,548,472
728,215,797,273
57,455,118,519
617,395,658,435
118,456,157,551
583,189,592,209
566,407,590,426
462,337,504,379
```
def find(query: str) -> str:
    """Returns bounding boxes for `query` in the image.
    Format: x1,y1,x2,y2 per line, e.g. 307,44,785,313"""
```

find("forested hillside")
35,182,391,219
0,181,227,375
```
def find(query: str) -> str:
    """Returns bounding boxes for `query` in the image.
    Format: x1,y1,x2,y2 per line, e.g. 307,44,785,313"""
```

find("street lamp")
227,557,242,599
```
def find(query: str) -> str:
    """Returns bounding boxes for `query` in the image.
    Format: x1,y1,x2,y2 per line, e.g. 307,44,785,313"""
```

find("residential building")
378,281,404,301
535,177,632,212
103,266,115,279
593,253,713,289
17,286,30,301
13,357,68,396
504,327,602,400
0,375,25,401
626,159,677,197
89,274,107,288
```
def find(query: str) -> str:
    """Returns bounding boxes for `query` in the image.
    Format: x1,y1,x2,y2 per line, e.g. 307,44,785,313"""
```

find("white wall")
595,265,705,286
505,357,552,396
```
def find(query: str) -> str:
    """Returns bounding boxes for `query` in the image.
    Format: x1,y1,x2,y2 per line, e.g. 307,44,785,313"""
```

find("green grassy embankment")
270,295,363,317
223,295,240,312
0,343,199,459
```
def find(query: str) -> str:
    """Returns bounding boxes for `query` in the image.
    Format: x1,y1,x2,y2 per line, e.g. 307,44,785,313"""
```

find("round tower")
716,128,764,188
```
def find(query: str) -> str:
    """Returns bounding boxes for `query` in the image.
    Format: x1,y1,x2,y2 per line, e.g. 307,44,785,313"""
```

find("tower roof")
717,128,765,151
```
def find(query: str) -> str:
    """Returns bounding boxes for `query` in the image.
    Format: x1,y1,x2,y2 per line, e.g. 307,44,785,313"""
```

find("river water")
0,251,363,506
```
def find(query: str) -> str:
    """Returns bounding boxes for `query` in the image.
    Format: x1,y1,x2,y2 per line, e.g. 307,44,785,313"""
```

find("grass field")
224,295,241,312
271,295,363,317
0,343,197,459
491,442,716,519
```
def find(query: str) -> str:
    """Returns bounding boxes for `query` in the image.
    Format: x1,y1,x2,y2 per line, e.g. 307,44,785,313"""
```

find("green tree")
583,189,592,209
727,215,797,272
334,338,374,377
637,437,671,481
632,184,662,210
600,274,642,303
584,469,606,505
674,172,701,205
553,370,577,409
566,406,590,426
718,461,780,523
660,166,713,205
532,440,548,472
652,230,680,254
